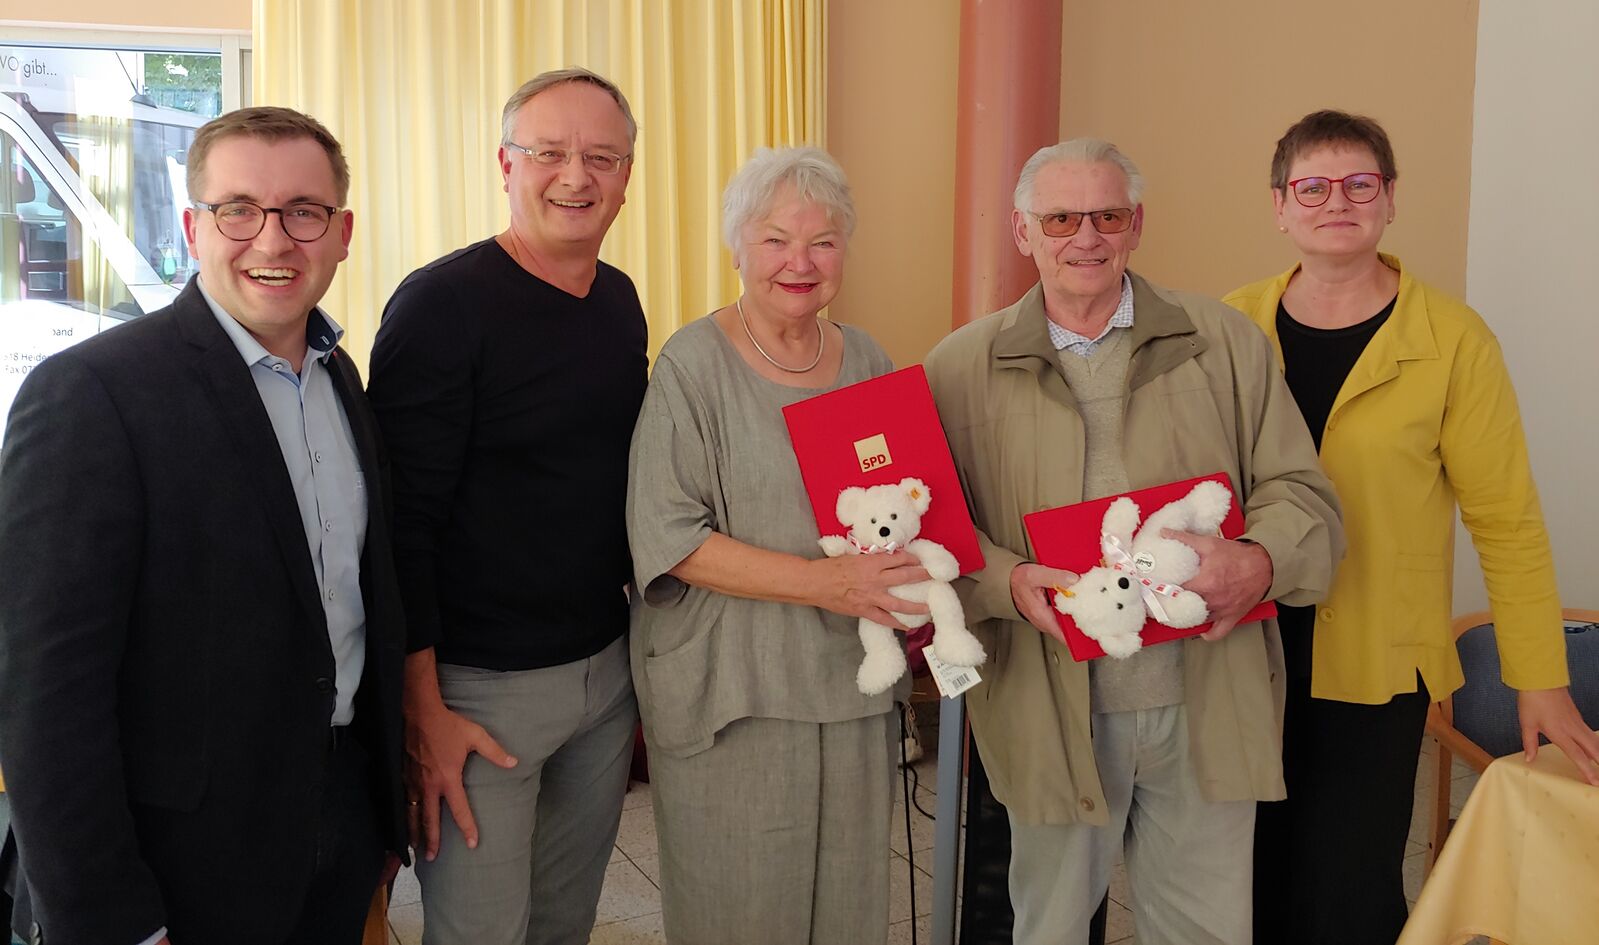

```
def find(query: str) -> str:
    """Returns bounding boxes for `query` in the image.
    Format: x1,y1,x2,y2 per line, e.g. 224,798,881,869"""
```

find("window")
2,125,142,444
0,31,248,449
3,131,139,313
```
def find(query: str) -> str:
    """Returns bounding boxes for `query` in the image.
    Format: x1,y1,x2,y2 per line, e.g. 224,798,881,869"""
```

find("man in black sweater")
366,69,647,945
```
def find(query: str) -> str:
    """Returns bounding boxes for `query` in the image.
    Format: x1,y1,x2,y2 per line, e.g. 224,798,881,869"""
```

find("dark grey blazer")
0,282,407,945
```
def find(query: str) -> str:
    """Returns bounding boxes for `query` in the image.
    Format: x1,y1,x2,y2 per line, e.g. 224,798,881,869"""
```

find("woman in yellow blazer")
1224,109,1598,945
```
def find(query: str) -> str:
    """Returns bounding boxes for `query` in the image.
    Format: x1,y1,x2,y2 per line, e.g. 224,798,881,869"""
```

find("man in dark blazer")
0,107,405,945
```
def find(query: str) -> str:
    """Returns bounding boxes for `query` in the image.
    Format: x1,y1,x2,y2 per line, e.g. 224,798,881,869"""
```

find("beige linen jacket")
924,273,1344,826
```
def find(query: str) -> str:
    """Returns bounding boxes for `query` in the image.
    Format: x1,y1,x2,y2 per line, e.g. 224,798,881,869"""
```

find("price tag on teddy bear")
923,648,982,699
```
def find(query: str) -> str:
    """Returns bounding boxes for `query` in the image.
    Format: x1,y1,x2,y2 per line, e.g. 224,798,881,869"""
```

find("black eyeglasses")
1285,173,1389,208
193,200,341,242
1026,207,1135,238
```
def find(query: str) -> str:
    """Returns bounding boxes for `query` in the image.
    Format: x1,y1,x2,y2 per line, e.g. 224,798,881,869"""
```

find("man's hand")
403,649,518,861
405,700,518,860
1516,687,1599,785
1161,531,1273,641
1009,562,1080,644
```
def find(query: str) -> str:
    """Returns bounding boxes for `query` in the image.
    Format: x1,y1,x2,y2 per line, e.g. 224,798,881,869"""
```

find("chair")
1426,608,1599,868
361,886,389,945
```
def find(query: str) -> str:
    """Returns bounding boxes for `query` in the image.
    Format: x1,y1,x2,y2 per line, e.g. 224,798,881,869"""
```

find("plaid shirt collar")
1046,273,1134,356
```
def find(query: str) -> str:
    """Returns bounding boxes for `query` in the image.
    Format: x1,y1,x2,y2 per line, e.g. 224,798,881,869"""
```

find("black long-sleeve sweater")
368,239,647,669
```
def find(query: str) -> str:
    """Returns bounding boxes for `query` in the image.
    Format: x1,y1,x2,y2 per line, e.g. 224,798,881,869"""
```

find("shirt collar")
196,276,344,369
1046,273,1135,350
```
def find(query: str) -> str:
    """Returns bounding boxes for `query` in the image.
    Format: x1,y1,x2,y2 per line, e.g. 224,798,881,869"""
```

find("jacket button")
1079,797,1095,812
1319,607,1335,622
315,676,335,693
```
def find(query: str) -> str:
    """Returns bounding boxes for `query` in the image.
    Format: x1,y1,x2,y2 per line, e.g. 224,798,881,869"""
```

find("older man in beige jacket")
925,139,1343,945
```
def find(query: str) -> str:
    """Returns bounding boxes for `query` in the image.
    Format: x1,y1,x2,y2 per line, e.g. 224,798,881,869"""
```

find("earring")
1278,225,1287,233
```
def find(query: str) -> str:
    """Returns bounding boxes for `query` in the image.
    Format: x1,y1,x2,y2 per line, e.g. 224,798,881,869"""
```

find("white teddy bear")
818,477,988,695
1053,479,1233,659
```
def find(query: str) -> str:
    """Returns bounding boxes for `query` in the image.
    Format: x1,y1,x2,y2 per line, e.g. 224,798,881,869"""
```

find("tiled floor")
386,733,1483,945
388,750,947,945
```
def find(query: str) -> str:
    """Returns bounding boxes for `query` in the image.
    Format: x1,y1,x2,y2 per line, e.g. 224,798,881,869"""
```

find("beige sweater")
1053,330,1185,712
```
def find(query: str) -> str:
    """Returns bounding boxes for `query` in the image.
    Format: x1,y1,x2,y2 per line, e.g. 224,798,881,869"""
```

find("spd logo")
853,433,893,473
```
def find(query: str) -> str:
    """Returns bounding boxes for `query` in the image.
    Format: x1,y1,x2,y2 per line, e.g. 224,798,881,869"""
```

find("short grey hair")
501,67,638,148
1013,138,1144,211
721,146,856,254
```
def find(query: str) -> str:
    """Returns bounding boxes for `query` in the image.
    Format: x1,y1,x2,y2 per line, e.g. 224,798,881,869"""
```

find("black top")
1274,294,1395,679
368,239,648,670
1276,296,1394,451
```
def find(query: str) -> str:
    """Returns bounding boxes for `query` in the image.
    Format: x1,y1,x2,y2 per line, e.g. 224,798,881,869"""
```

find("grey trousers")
416,635,637,945
1008,704,1255,945
649,712,897,945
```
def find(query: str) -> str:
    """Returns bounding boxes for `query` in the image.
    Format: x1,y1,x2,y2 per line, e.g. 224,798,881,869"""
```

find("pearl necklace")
736,297,825,374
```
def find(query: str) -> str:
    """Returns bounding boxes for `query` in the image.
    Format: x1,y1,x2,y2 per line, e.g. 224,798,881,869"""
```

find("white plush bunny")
1053,479,1232,658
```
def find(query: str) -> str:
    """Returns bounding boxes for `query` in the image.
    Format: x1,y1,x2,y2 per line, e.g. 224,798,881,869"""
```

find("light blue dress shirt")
198,279,368,727
135,285,374,945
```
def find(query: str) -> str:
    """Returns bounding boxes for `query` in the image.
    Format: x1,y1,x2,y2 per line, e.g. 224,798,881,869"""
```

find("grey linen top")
626,314,900,758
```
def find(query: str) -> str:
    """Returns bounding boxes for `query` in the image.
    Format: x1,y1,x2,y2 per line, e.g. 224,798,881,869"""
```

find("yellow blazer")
1225,255,1567,703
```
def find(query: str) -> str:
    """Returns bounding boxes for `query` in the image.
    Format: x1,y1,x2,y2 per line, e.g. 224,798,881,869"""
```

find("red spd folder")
782,365,984,575
1023,472,1277,661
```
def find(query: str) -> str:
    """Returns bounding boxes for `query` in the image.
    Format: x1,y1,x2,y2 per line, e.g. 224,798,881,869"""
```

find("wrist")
1236,538,1273,602
1008,561,1036,608
402,652,446,717
790,554,827,609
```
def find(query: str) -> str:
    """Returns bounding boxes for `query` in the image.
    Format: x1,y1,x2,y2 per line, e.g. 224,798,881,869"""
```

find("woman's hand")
1516,686,1599,785
804,550,930,629
669,533,930,627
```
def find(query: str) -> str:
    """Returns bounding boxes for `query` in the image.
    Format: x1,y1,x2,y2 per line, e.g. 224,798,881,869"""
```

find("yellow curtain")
253,0,826,370
72,113,138,317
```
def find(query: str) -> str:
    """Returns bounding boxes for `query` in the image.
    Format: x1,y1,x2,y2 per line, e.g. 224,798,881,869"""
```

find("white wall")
1456,0,1599,614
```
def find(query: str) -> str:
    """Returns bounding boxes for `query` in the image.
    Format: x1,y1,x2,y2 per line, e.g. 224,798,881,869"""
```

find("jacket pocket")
1393,552,1448,647
125,749,209,812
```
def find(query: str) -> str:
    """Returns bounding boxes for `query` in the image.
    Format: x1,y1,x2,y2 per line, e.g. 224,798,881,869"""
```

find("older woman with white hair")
625,146,920,944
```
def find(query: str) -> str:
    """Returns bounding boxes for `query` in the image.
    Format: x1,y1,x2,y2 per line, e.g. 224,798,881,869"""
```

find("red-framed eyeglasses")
1286,173,1389,208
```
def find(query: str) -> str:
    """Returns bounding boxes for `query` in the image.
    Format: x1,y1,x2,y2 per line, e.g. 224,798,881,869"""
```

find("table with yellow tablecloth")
1398,737,1599,945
